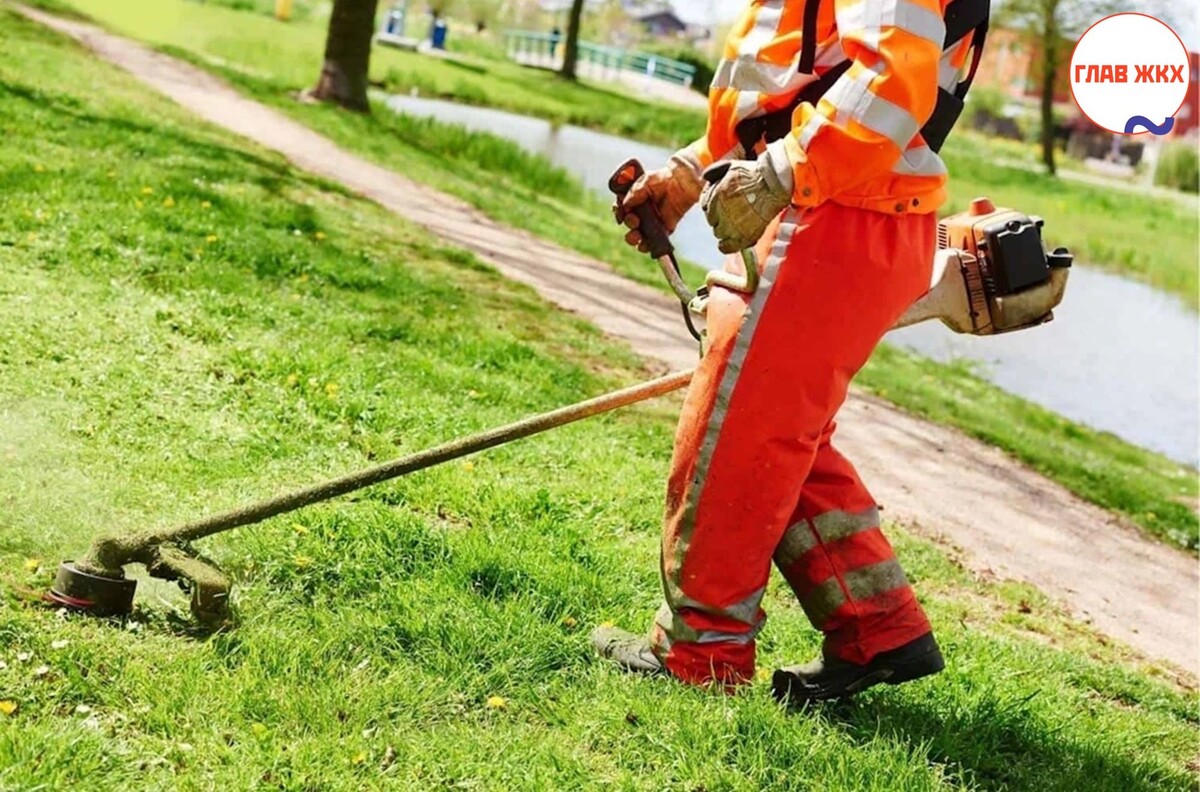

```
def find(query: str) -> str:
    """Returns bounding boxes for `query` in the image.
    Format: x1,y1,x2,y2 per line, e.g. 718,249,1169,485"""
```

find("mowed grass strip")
0,10,1197,790
32,0,1199,550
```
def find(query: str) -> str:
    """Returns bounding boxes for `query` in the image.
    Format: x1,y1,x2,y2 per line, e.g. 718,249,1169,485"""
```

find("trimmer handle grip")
608,158,674,260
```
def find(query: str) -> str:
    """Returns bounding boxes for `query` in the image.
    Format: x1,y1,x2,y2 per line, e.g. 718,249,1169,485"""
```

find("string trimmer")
47,160,1070,624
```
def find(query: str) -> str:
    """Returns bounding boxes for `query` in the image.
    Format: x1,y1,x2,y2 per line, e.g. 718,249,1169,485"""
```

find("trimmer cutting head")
46,543,232,625
47,561,138,617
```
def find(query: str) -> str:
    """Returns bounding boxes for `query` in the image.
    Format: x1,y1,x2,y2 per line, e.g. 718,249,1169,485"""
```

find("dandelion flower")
205,234,218,244
562,616,577,628
134,200,144,209
23,558,40,572
33,164,44,173
352,751,368,765
286,373,299,387
251,722,268,737
293,555,313,568
485,696,507,710
324,382,339,397
162,197,175,208
314,231,327,241
200,200,212,209
0,701,17,716
461,461,475,472
141,186,154,195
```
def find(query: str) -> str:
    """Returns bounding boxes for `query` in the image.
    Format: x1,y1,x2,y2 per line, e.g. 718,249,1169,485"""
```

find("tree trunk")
310,0,380,112
1039,11,1059,175
560,0,585,81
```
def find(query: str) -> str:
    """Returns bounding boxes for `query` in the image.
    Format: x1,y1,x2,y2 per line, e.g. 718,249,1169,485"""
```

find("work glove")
615,148,704,253
701,141,793,254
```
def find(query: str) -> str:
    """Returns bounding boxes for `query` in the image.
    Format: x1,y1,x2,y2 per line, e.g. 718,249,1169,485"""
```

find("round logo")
1069,13,1191,135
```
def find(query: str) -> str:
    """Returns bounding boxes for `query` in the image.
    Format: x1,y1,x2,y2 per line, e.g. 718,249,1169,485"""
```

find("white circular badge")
1069,13,1191,135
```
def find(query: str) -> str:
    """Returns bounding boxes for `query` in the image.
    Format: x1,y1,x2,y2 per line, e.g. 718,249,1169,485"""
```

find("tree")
560,0,585,80
999,0,1172,175
309,0,381,112
465,0,500,32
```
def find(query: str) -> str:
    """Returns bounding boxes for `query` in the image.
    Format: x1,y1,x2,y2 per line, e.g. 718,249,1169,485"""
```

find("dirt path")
21,7,1198,673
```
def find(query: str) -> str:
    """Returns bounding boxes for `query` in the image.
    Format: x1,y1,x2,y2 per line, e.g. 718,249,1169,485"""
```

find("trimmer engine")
897,197,1073,335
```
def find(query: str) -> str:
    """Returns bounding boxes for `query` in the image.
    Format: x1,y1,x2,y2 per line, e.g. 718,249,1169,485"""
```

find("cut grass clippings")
0,10,1198,789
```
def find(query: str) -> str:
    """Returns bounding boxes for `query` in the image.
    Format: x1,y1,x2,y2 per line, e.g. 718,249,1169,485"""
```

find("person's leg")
595,203,935,687
774,426,932,666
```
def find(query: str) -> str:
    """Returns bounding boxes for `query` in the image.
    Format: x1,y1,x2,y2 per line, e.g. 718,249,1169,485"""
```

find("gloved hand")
701,142,793,254
615,148,704,253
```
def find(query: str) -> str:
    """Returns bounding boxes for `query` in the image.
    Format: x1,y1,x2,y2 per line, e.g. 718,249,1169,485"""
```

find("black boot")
772,632,944,705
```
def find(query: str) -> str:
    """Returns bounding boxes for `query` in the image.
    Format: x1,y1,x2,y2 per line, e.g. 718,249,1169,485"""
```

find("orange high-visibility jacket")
692,0,974,214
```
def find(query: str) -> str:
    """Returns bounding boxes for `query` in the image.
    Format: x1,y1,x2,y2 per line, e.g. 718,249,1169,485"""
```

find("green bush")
1153,141,1199,193
639,42,716,95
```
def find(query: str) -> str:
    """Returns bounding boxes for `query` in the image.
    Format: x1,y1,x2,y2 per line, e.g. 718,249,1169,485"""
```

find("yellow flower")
162,197,175,208
107,171,116,178
141,186,154,195
352,751,368,765
314,231,327,241
756,668,770,682
293,555,313,568
461,461,475,472
324,382,339,397
33,164,44,173
0,701,17,716
23,558,40,572
285,373,299,387
134,200,144,209
251,722,268,737
562,616,577,628
485,696,507,710
200,200,212,209
292,523,308,535
205,234,218,244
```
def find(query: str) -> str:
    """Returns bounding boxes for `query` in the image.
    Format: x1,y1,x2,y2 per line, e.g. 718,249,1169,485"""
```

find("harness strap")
736,0,990,155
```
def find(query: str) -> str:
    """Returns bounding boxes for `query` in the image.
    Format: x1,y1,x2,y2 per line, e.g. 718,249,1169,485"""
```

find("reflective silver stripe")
836,0,944,50
663,211,799,615
774,506,881,569
799,577,847,628
734,89,764,124
799,559,910,628
893,145,947,176
796,111,828,149
654,603,763,645
712,56,812,93
822,65,877,127
854,90,921,148
938,50,963,90
738,0,785,58
846,558,910,600
674,584,767,627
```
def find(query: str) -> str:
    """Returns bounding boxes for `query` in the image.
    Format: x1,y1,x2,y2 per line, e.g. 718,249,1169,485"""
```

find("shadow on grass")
0,74,354,202
811,692,1187,791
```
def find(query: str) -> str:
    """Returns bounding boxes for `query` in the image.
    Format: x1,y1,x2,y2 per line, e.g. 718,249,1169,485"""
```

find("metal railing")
504,30,696,88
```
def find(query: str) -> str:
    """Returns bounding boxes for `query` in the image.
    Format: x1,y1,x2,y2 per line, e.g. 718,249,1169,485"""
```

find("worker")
594,0,983,703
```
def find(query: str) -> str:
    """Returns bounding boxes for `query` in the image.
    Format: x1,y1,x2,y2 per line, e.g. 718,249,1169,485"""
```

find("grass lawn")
2,10,1198,789
30,0,1200,551
47,0,1199,308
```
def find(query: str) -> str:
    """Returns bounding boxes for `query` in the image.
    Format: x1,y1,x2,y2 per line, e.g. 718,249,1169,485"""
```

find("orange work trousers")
650,202,936,686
